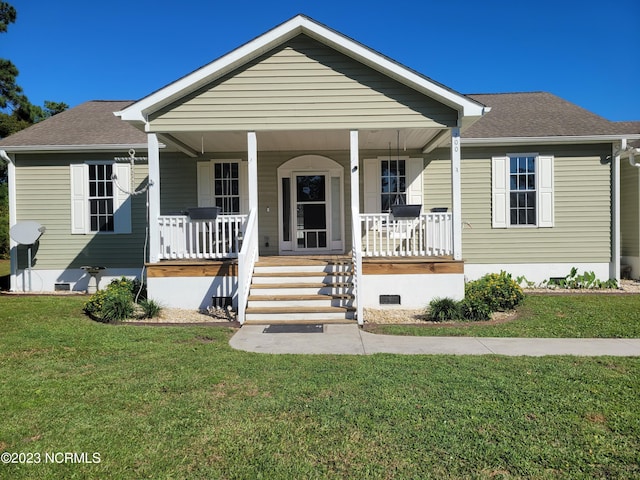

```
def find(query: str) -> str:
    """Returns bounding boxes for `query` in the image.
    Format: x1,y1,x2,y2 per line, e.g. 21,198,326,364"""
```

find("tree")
0,1,68,258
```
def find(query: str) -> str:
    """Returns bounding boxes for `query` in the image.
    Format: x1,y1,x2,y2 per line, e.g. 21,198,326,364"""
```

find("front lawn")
0,295,639,479
367,294,640,338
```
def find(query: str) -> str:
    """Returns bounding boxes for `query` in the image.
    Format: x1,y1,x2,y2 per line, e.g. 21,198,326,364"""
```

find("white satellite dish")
10,221,45,245
9,221,45,292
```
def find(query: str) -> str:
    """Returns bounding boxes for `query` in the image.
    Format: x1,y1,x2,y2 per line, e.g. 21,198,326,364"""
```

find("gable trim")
115,15,485,125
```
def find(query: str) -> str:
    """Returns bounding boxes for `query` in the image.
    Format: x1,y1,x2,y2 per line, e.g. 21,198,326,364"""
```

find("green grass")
368,294,640,338
1,295,639,479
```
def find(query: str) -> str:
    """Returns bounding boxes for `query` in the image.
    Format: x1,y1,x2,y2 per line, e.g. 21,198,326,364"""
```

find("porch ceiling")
161,127,446,154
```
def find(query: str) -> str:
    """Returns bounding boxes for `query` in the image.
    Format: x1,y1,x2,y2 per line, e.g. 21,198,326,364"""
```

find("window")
381,159,406,212
197,159,246,214
70,162,131,234
492,154,554,228
363,157,423,213
88,163,114,232
214,162,240,213
509,155,536,226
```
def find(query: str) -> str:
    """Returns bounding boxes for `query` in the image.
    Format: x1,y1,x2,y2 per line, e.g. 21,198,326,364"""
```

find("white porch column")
350,130,364,325
247,132,258,212
611,141,621,282
5,152,18,291
147,133,161,263
350,130,361,246
451,127,463,261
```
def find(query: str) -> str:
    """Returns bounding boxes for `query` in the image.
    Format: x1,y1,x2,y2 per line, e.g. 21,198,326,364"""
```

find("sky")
4,0,640,121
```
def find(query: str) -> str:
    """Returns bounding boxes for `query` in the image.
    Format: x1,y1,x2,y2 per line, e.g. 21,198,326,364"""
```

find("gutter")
0,144,155,154
462,134,640,147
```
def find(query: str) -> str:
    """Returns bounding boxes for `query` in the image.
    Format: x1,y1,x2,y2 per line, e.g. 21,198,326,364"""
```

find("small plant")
100,288,134,322
139,299,163,319
458,297,492,321
465,271,524,312
427,297,461,322
545,268,619,290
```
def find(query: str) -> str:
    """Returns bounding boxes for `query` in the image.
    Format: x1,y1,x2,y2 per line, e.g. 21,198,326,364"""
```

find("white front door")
277,155,344,254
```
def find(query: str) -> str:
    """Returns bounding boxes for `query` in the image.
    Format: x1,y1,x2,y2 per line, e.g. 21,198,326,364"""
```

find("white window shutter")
70,164,88,234
492,156,508,228
197,161,214,207
538,155,554,228
113,163,132,234
406,157,424,205
363,158,379,213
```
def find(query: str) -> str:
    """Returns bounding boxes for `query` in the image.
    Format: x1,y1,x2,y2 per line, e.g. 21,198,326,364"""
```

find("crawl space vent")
54,283,71,292
211,296,232,309
379,295,401,305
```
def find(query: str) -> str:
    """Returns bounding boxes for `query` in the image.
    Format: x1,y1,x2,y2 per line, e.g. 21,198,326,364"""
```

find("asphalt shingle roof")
0,94,637,149
465,92,638,138
0,100,146,147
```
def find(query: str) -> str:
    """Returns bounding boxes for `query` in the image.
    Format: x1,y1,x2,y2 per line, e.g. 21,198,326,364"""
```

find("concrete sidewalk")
229,324,640,356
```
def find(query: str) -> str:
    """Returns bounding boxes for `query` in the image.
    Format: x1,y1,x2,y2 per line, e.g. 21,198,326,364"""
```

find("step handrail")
237,209,258,324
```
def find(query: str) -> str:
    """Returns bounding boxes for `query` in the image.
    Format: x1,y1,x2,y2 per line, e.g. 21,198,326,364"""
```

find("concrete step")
243,318,356,325
245,306,355,322
248,293,354,308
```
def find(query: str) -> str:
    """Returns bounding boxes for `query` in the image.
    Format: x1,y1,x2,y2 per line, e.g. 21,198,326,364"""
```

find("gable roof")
116,15,486,125
465,92,639,140
0,101,147,152
1,93,638,152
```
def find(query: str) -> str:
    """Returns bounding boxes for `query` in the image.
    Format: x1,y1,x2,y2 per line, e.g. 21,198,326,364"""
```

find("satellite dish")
10,221,46,245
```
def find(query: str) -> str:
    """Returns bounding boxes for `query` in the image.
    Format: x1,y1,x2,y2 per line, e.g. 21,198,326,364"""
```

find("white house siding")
620,159,640,276
148,34,458,133
13,153,149,271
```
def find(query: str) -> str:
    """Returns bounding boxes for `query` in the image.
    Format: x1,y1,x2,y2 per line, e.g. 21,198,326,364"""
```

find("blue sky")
5,0,639,121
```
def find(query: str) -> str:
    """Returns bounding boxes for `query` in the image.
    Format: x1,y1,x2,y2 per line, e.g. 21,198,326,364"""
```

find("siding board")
150,35,457,132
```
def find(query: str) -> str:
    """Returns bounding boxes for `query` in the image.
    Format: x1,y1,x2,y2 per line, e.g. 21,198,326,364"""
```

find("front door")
277,155,344,254
295,174,328,250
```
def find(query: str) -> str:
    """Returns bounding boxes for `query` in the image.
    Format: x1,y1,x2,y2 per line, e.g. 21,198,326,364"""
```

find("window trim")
363,156,424,213
197,159,247,214
492,153,554,229
70,161,132,235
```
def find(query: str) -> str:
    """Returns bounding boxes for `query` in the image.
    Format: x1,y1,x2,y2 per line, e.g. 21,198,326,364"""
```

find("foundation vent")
379,295,401,305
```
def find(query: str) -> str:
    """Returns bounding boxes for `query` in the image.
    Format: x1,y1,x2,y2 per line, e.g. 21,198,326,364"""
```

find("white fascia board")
0,144,163,153
116,15,486,123
462,134,640,146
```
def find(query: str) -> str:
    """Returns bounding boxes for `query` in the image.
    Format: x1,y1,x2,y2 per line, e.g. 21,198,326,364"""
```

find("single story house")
1,15,639,324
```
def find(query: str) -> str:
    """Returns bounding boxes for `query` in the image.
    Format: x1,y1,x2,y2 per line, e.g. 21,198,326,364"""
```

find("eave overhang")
461,134,640,147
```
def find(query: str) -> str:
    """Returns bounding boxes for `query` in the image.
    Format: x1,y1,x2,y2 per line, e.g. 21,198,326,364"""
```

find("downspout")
0,150,17,291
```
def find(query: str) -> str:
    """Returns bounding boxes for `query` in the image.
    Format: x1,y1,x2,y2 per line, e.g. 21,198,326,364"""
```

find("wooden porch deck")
146,255,463,277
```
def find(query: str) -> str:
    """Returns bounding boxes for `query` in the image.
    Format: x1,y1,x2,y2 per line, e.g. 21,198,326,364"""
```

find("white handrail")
237,210,258,325
158,214,247,260
360,212,453,257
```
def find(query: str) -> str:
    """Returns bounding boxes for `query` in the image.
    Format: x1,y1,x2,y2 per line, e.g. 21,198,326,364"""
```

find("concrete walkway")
229,324,640,356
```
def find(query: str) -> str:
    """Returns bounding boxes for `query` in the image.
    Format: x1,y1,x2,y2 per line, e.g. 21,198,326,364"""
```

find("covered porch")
115,15,486,323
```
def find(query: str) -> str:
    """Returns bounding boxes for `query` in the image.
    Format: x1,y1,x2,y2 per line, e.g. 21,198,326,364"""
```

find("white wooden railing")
360,212,453,257
237,210,258,325
158,214,247,260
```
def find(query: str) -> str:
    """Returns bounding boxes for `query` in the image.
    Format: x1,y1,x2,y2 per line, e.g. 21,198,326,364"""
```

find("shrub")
427,297,461,322
465,271,524,312
83,276,149,322
139,299,163,319
100,288,134,322
459,297,492,321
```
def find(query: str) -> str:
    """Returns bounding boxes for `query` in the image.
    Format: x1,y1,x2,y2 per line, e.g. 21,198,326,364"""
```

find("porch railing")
360,212,453,257
237,209,258,325
158,214,247,260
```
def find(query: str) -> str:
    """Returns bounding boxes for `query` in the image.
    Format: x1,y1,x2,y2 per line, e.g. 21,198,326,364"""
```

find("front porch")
147,254,464,324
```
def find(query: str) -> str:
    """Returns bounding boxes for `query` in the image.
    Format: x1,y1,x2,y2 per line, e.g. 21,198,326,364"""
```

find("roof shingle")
0,100,146,147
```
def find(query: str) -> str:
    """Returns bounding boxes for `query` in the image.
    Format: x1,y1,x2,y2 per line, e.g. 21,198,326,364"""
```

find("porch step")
244,258,356,324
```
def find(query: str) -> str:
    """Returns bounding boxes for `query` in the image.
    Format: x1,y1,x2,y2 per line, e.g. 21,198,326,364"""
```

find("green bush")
101,288,134,322
465,271,524,312
139,299,163,319
459,297,492,321
427,297,461,322
83,276,155,322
